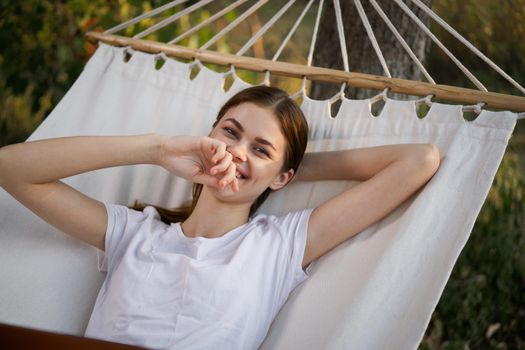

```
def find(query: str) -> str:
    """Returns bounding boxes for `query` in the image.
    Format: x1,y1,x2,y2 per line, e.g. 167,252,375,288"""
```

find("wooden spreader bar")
86,32,525,113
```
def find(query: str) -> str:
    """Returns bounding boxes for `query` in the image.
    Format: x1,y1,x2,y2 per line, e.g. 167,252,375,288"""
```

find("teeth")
235,170,247,180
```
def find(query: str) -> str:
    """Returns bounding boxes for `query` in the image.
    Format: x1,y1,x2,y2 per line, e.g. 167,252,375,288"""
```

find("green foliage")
1,1,98,145
429,0,525,96
0,0,179,146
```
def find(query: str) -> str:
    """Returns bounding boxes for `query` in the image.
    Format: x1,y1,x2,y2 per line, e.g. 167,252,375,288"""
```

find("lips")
235,165,249,180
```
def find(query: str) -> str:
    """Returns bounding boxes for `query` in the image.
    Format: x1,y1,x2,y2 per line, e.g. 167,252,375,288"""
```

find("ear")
269,169,295,190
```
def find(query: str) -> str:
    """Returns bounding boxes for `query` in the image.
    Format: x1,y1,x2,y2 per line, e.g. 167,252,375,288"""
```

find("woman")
0,85,440,349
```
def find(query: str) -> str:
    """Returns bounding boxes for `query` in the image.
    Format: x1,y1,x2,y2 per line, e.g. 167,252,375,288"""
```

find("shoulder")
99,204,168,272
107,203,161,219
106,203,169,233
253,209,314,277
250,208,314,235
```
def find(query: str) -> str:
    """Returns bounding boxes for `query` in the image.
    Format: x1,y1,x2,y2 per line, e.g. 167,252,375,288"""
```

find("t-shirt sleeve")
97,203,157,273
272,208,315,288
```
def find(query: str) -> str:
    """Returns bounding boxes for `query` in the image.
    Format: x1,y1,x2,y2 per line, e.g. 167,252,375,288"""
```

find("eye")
223,127,238,139
253,146,270,157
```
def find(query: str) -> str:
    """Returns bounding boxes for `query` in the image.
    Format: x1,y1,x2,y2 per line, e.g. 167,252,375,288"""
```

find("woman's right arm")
0,133,237,251
0,134,165,251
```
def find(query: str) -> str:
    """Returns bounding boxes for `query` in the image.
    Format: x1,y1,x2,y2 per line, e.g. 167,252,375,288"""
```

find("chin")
206,184,242,199
206,184,258,204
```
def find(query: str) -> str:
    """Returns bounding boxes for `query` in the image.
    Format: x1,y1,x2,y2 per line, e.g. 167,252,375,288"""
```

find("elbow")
417,143,441,177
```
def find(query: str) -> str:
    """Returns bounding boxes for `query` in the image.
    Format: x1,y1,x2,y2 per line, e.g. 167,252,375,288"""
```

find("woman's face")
207,102,294,205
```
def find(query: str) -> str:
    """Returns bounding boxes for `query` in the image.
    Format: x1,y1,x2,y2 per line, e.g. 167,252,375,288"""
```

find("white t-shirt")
84,203,314,350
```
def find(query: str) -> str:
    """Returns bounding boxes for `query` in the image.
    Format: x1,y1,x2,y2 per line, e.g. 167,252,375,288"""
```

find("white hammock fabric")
0,44,517,349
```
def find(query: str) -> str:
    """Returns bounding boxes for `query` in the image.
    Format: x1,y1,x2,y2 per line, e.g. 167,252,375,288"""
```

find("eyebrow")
224,118,277,152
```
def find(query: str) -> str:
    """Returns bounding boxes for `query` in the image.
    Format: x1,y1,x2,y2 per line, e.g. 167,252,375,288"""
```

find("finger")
219,162,237,189
194,173,221,189
210,140,227,164
231,178,239,192
210,152,233,175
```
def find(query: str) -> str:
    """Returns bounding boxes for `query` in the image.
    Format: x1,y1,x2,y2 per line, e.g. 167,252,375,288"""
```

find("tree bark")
310,0,432,100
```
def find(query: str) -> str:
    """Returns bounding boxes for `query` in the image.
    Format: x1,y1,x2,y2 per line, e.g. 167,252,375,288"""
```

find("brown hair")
131,85,309,224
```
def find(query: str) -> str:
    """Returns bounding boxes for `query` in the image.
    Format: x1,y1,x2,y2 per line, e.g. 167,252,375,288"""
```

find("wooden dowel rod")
86,31,525,113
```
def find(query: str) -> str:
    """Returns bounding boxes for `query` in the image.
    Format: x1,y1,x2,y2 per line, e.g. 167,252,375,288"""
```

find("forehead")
221,102,285,145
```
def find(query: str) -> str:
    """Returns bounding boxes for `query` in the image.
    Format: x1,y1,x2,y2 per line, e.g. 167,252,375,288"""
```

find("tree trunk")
310,0,432,100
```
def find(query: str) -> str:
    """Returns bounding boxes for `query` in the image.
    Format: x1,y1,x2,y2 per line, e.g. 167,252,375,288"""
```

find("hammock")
0,1,521,349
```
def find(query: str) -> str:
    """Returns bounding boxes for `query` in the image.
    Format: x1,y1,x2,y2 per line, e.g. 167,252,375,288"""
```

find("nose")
227,143,247,162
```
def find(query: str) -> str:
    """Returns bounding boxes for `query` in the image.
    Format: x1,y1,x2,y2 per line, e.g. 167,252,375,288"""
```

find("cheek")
208,128,220,139
252,162,282,182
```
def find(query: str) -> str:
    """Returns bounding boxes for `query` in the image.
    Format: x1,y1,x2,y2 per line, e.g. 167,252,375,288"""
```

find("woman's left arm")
300,144,441,267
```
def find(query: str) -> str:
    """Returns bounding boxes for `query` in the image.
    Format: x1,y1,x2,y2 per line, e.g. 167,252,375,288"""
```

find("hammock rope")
264,0,317,87
326,0,349,103
369,0,435,84
104,0,189,35
133,0,213,40
291,0,325,100
354,0,391,78
200,0,269,51
237,0,296,56
168,0,248,45
86,0,525,114
333,0,350,73
409,0,525,95
392,0,487,92
272,0,315,62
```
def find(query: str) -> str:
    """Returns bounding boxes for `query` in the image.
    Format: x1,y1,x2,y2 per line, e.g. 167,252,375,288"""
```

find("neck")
181,187,251,238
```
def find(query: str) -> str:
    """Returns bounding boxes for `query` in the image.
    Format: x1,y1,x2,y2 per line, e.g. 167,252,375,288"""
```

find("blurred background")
0,0,523,348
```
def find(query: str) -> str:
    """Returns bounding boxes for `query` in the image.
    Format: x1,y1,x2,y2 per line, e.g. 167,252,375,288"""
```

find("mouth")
235,166,249,180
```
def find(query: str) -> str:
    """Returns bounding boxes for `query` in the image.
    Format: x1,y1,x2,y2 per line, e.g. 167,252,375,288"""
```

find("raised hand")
159,136,239,192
